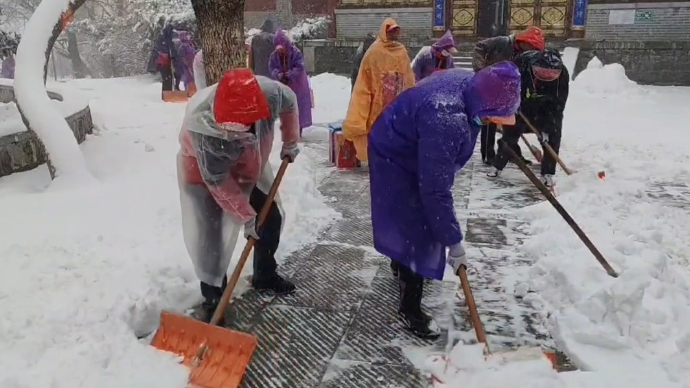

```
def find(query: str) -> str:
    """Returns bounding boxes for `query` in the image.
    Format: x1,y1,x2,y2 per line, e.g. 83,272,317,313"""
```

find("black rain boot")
194,277,228,326
252,273,296,295
397,266,441,340
390,261,399,277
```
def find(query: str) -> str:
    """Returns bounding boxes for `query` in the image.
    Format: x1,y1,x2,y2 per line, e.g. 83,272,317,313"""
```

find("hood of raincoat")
185,69,271,140
378,18,402,47
515,26,545,51
463,61,521,120
177,30,192,43
261,19,277,34
273,29,290,48
431,30,455,55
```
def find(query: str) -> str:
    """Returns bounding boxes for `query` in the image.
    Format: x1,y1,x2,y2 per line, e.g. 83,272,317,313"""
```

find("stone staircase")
453,52,474,71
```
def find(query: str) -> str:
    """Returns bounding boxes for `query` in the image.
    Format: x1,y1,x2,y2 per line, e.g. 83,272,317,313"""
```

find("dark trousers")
540,129,562,176
494,125,524,171
397,262,424,312
199,186,282,301
480,123,497,161
159,65,173,92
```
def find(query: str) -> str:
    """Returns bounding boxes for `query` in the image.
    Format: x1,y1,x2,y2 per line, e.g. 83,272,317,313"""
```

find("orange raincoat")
343,18,415,162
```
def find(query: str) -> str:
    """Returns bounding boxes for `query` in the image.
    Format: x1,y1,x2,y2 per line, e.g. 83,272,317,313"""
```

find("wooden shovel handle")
520,134,541,161
210,158,291,326
458,266,490,353
518,112,572,176
502,144,619,278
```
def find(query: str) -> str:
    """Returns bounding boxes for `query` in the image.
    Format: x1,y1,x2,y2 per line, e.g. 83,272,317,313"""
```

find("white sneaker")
541,174,555,187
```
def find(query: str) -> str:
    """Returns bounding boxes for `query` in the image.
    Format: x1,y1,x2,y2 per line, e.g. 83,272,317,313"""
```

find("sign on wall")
608,9,635,25
635,11,653,22
433,0,445,31
572,0,588,30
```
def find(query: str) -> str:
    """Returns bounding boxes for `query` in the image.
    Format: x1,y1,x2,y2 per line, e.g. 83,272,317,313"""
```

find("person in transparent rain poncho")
177,68,301,323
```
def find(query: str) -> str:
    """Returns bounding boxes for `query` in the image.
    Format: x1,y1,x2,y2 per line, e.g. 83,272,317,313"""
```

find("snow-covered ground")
0,74,339,387
3,58,690,388
433,59,690,388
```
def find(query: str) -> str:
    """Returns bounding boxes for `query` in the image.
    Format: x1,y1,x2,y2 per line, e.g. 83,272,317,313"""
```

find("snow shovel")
428,265,557,387
151,158,291,388
521,134,543,163
519,112,573,175
503,144,618,278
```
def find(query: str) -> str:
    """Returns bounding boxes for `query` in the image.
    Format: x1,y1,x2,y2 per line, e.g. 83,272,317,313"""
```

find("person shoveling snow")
488,48,570,189
177,68,300,324
367,62,521,339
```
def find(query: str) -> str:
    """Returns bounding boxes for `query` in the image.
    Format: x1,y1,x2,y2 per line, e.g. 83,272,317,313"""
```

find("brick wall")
586,2,690,41
334,8,433,39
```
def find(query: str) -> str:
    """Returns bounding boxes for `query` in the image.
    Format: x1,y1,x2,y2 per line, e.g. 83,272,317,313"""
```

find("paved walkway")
223,138,555,388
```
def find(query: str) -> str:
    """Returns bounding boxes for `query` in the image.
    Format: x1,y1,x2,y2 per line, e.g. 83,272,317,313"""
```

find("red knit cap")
515,26,545,51
213,68,270,126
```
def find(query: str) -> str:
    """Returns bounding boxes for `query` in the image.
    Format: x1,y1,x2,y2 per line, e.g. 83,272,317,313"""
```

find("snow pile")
513,61,690,386
309,73,351,123
572,57,646,97
427,342,680,388
0,75,337,387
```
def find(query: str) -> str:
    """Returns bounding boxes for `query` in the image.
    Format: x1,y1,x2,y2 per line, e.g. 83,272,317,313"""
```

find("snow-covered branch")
14,0,94,185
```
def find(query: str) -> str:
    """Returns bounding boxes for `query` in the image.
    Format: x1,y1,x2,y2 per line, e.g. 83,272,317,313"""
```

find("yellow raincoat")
343,18,415,162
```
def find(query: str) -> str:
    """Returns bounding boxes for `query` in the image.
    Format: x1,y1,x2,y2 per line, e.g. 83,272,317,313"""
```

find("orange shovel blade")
162,91,189,103
151,311,258,388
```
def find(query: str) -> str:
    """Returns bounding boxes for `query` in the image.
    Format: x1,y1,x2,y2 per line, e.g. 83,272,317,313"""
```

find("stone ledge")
0,83,93,177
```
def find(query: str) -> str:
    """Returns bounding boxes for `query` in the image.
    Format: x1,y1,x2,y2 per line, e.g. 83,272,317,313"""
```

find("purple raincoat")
368,63,521,280
176,31,197,85
412,30,455,82
1,56,15,79
268,30,312,130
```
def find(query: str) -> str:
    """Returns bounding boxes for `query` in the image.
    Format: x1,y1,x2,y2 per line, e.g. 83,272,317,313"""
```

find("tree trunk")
67,28,89,78
190,0,246,86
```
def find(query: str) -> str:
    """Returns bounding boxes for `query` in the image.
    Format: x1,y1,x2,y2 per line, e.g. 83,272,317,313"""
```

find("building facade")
335,0,588,40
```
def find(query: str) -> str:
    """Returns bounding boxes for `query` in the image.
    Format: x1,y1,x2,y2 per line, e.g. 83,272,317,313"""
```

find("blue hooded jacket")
367,62,521,279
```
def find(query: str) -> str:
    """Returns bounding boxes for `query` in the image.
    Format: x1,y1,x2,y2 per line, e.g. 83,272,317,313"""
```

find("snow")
0,74,338,387
429,58,690,388
5,51,690,388
561,47,579,80
245,16,330,44
571,57,648,97
14,0,94,186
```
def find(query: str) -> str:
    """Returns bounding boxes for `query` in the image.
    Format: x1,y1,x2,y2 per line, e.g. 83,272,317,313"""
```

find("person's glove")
244,218,260,240
446,243,468,274
281,141,300,163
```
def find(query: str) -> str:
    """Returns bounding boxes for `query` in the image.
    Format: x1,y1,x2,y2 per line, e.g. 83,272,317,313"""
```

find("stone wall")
299,38,429,75
586,2,690,41
0,84,94,177
574,2,690,85
334,8,433,40
572,40,690,85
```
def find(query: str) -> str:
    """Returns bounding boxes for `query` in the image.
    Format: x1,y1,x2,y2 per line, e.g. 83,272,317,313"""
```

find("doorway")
476,0,509,37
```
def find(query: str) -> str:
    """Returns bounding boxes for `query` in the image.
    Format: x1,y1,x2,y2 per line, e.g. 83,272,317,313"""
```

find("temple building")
335,0,588,40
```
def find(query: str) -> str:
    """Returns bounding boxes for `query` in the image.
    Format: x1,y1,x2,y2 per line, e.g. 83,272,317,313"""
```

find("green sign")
635,11,653,22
